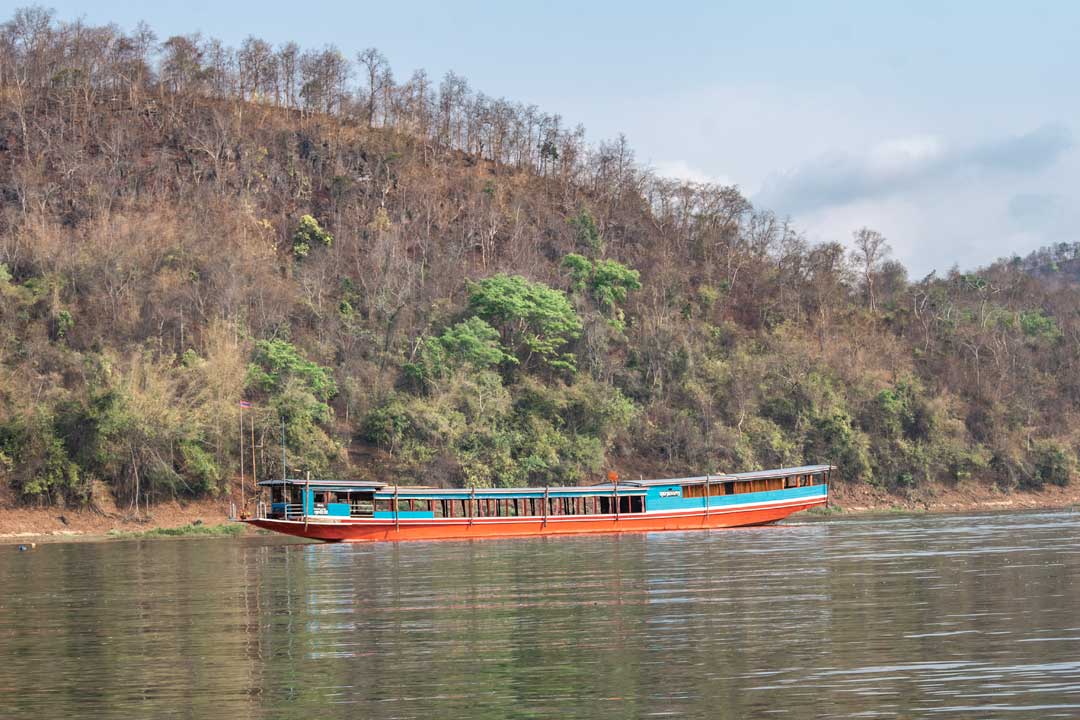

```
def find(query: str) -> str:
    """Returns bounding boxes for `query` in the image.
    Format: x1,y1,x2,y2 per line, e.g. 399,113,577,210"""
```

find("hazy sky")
37,1,1080,275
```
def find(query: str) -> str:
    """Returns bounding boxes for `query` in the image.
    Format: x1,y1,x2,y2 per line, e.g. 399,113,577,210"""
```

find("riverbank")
827,479,1080,515
0,489,239,543
1,479,1077,544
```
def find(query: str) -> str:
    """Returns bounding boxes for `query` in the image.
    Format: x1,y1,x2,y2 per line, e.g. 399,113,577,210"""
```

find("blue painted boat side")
299,495,352,517
288,483,824,518
374,511,436,519
647,484,827,512
374,488,646,501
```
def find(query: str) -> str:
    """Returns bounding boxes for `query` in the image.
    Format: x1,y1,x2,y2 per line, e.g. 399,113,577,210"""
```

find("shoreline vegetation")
0,9,1077,526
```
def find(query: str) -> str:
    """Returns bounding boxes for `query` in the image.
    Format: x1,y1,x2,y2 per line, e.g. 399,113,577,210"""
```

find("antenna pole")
239,405,245,509
250,413,257,490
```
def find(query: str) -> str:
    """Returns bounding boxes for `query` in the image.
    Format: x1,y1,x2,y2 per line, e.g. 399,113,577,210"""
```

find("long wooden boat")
241,465,832,542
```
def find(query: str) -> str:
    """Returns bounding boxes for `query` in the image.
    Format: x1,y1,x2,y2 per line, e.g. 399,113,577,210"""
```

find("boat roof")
259,479,648,496
257,464,833,494
258,478,388,489
610,464,836,487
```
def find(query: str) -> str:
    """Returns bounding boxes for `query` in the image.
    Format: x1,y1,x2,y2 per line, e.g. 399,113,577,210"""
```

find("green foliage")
274,378,340,477
406,317,517,389
291,214,333,259
697,285,721,309
804,410,872,483
180,349,202,367
179,441,220,493
570,208,602,254
866,380,934,442
467,274,582,372
247,339,337,402
1019,309,1061,340
108,522,245,539
366,372,636,487
362,398,412,455
0,411,84,502
562,253,641,330
53,309,74,339
1031,440,1073,488
436,316,515,368
935,437,989,482
246,340,339,477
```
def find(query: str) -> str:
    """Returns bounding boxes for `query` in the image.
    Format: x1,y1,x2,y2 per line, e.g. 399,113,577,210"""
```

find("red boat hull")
243,496,825,542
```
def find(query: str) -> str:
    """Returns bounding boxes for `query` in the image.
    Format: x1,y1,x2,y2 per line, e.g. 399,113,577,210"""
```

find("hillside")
1,8,1077,513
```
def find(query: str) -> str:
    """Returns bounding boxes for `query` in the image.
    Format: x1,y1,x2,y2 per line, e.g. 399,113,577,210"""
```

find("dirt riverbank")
828,479,1080,515
1,479,1077,544
0,482,238,543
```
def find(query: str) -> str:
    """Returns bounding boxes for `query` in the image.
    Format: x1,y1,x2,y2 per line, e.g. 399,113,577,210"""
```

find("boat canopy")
256,464,832,495
604,464,835,487
256,477,648,497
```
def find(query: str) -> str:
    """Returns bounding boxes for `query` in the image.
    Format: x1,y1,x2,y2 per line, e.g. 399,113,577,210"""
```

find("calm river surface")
1,510,1078,719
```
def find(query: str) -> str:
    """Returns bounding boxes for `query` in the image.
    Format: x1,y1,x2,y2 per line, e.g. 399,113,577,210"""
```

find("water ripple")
0,510,1078,718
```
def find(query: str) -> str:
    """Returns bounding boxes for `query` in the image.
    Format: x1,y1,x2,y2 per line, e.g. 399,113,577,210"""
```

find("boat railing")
283,503,305,521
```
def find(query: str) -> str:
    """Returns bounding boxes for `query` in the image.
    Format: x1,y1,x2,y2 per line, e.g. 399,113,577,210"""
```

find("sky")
33,0,1080,276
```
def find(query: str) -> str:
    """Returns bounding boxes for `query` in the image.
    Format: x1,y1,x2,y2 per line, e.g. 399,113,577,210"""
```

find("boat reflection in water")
242,465,832,542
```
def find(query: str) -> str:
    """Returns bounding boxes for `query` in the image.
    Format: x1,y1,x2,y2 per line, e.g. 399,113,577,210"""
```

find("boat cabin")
256,465,832,522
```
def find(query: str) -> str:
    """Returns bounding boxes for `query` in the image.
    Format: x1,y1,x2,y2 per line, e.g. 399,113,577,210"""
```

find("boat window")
271,486,284,503
349,493,374,517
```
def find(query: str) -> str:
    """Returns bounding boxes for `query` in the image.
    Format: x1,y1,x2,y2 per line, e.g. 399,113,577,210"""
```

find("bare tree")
851,226,891,313
238,36,276,102
357,47,389,127
276,41,299,108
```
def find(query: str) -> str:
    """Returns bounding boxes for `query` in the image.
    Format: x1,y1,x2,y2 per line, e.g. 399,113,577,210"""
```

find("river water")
1,510,1078,719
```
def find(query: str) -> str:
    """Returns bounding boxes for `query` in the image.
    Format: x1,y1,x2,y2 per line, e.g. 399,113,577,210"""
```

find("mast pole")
705,472,710,520
614,478,619,521
239,404,245,510
304,470,310,531
250,412,257,498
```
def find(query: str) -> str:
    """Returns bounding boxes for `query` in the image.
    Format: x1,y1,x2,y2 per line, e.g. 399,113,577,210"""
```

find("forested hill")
0,8,1077,509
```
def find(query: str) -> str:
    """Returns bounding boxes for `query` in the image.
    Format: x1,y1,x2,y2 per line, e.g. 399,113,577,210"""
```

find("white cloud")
866,135,944,173
651,160,733,187
755,124,1072,217
588,79,1077,275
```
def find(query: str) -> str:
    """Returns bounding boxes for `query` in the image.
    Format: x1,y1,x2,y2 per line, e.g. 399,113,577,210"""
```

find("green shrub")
291,214,333,259
1031,439,1073,488
467,274,582,372
179,441,221,493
